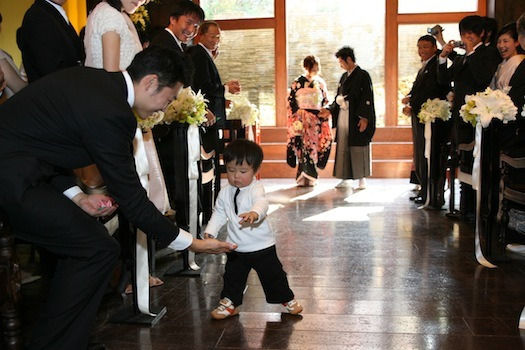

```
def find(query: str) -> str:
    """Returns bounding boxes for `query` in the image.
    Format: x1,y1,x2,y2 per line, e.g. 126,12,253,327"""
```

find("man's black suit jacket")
0,67,179,248
438,44,501,144
186,44,226,129
17,0,85,83
150,29,183,53
408,54,451,187
409,54,451,145
409,54,450,117
150,30,193,228
328,66,376,146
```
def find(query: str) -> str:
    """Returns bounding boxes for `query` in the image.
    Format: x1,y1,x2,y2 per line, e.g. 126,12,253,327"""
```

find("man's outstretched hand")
190,237,237,254
72,193,118,218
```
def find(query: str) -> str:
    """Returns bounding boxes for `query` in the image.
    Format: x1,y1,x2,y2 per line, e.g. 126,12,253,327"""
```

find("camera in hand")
427,25,443,36
452,40,464,48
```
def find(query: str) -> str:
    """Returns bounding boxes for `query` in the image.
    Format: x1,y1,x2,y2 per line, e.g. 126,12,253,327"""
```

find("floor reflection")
18,178,525,349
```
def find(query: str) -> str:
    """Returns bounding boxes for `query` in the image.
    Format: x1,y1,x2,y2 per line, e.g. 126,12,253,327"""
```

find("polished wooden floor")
19,179,525,349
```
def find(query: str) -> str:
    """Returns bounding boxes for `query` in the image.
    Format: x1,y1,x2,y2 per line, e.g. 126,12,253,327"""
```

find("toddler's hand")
238,211,258,224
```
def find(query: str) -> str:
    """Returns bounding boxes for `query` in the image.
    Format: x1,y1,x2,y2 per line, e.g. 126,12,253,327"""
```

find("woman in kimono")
286,55,332,186
490,21,525,153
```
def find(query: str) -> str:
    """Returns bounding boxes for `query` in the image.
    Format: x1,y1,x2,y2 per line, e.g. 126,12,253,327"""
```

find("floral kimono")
286,75,332,185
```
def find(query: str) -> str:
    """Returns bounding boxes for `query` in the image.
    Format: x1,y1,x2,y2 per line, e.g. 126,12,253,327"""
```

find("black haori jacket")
329,66,376,146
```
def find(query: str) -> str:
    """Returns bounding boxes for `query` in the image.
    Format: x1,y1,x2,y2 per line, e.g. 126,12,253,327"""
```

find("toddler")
204,139,303,319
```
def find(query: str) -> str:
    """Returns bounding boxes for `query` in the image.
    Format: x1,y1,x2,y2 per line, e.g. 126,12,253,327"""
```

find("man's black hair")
418,35,437,46
169,0,205,22
335,46,356,63
127,46,193,89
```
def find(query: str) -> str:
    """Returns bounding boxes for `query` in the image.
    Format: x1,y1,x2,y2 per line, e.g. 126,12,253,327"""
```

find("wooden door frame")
195,0,491,128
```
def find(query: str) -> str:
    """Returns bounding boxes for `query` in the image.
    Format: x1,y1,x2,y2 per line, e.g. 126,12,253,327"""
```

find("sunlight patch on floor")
344,185,411,203
303,206,385,221
268,204,284,215
289,185,334,202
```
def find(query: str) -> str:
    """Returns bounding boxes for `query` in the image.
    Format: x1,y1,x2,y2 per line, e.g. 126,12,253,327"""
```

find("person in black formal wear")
490,22,525,155
483,16,498,48
150,1,208,232
150,0,204,54
324,46,376,190
402,35,451,208
17,0,85,83
437,15,501,220
187,21,241,128
17,0,86,279
0,47,236,350
187,20,241,224
0,66,5,97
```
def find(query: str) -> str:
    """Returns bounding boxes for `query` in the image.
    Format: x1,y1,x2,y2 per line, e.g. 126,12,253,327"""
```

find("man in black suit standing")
17,0,85,83
186,20,241,223
402,35,451,208
438,15,501,219
150,1,213,235
150,0,205,54
0,47,236,350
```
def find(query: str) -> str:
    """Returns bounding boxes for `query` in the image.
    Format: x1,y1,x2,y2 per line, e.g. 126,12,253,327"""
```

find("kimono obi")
295,87,323,110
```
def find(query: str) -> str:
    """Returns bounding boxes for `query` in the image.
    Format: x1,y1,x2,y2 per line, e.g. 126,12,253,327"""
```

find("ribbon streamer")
132,128,156,315
420,121,432,209
520,306,525,329
471,123,482,191
472,123,497,268
247,125,255,141
186,124,201,271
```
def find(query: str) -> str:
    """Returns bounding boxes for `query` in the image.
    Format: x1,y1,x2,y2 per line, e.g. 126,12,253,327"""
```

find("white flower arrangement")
417,98,451,124
136,110,164,130
162,87,208,126
227,97,259,127
460,87,518,128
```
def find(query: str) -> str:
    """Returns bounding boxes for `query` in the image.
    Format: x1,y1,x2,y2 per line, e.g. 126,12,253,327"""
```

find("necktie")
233,188,240,214
416,62,426,80
181,43,187,52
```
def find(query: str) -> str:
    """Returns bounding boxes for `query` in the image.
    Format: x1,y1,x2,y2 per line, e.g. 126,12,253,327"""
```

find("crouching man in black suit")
0,46,236,350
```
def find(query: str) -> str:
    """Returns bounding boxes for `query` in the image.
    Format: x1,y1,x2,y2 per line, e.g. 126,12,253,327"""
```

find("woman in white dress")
83,0,167,291
84,0,144,71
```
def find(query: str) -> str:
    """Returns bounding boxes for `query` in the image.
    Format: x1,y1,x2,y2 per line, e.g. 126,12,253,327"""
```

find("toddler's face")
226,160,256,189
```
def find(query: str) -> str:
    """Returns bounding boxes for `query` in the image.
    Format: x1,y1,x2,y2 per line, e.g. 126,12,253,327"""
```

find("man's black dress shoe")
414,197,425,204
87,342,107,350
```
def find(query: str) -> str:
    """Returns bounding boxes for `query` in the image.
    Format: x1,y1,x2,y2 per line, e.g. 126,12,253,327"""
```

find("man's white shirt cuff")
167,229,193,251
63,186,83,200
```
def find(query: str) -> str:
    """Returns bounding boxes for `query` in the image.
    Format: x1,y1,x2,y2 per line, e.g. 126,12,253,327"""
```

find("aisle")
24,179,525,349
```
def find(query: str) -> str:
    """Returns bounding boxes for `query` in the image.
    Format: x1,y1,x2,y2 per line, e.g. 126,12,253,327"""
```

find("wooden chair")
0,209,23,349
498,153,525,250
217,119,244,175
499,153,525,329
447,141,475,218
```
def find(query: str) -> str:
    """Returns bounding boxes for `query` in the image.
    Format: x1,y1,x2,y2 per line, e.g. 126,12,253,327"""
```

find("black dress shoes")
87,342,107,350
414,197,426,204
